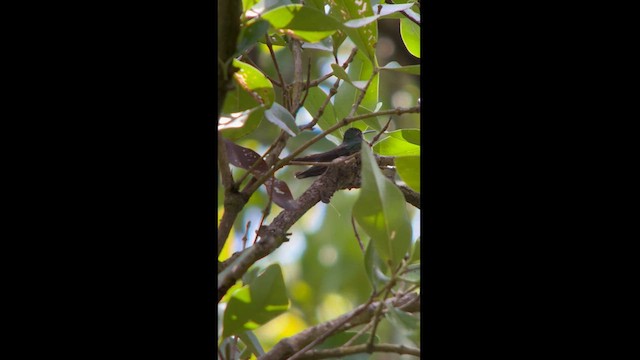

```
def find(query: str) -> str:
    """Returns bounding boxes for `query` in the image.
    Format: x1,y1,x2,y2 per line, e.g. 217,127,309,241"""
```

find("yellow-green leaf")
373,129,420,156
329,0,378,65
260,4,341,42
232,59,275,108
395,156,420,192
400,18,420,58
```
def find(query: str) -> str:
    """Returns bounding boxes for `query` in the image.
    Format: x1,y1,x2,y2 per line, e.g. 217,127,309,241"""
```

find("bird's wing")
293,147,350,162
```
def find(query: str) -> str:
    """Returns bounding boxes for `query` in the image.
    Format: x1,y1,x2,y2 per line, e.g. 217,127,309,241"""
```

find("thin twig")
342,321,375,347
385,0,420,25
253,176,274,245
233,136,280,189
351,215,365,252
265,34,287,106
294,58,312,116
241,220,251,250
367,279,395,350
305,48,359,89
366,261,409,350
348,68,379,118
368,116,393,146
404,283,420,294
290,39,304,112
300,77,340,131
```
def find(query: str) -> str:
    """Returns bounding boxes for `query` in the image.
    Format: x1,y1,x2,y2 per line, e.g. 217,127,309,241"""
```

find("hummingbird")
294,128,364,179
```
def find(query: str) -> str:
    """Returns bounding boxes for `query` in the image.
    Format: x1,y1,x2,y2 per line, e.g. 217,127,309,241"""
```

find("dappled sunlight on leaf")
317,293,354,323
254,312,308,352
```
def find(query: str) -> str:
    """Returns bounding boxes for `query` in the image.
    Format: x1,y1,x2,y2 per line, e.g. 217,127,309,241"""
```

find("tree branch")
217,133,234,190
296,343,420,359
398,184,421,209
217,190,249,257
218,156,364,301
259,292,420,360
385,0,420,25
217,0,242,117
218,154,420,296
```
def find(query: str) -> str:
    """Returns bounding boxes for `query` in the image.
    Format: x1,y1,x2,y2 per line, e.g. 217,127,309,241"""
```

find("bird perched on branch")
294,128,364,179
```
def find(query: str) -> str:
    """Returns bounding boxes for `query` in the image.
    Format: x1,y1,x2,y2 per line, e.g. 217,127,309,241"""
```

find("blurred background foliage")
219,1,420,358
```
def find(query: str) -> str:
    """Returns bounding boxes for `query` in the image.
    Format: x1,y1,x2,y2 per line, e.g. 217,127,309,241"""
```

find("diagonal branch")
218,155,420,294
259,292,420,360
218,156,363,301
296,343,420,359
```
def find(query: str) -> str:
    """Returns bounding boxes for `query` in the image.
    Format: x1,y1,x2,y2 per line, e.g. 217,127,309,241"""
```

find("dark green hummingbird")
294,128,364,179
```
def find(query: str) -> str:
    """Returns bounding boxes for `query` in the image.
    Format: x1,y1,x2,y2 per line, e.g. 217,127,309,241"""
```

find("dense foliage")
218,1,421,359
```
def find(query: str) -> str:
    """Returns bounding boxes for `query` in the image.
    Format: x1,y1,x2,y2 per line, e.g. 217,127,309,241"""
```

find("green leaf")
301,36,334,52
400,17,420,58
380,61,420,75
385,305,420,334
237,19,270,55
241,266,261,286
353,145,412,268
242,0,259,13
410,237,420,264
373,129,420,156
304,0,325,11
330,63,351,83
355,105,383,131
364,239,391,291
395,155,420,192
303,87,338,133
342,3,415,28
399,262,420,284
260,4,341,42
329,0,378,64
218,107,262,131
245,0,292,15
220,84,265,140
264,102,299,136
222,264,290,338
232,59,275,108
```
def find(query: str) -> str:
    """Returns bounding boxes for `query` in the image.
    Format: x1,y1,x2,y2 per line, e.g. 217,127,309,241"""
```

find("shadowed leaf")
224,139,269,175
223,139,297,210
264,177,298,210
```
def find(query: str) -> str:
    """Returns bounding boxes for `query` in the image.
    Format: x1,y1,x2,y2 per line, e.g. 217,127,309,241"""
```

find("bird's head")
343,128,363,143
